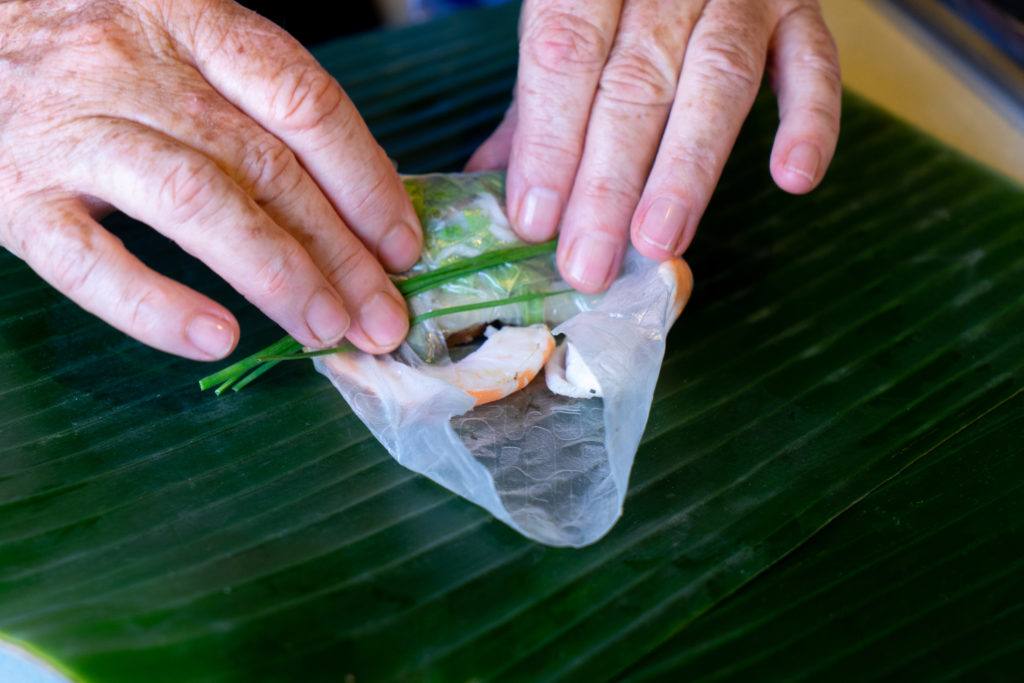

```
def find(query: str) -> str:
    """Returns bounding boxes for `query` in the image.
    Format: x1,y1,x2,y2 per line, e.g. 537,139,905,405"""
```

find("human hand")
468,0,841,292
0,0,421,360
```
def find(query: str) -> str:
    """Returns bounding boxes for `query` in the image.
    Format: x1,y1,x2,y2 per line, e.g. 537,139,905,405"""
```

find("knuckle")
195,14,234,57
58,3,163,68
805,100,841,136
523,10,609,75
321,245,367,286
690,33,763,93
579,173,642,207
793,48,842,95
44,222,105,296
252,240,306,298
160,158,223,224
346,168,392,219
121,287,161,336
599,46,678,110
270,64,344,132
60,3,129,49
180,90,221,123
663,144,720,188
237,136,302,204
518,133,581,169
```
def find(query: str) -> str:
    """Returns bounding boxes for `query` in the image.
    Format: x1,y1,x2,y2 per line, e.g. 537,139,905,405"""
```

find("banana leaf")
1,3,1022,681
622,390,1024,681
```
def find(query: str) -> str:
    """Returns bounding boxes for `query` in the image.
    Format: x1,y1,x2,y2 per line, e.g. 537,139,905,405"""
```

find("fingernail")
380,221,421,271
359,291,408,349
305,288,350,345
638,197,689,253
187,314,236,359
784,142,820,183
518,186,562,241
566,234,620,290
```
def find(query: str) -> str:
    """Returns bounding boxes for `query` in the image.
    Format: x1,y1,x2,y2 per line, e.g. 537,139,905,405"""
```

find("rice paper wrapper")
398,173,597,362
313,172,687,547
314,248,684,547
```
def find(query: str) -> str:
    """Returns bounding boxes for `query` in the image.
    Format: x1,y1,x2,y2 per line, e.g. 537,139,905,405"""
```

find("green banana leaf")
1,3,1022,681
622,390,1024,681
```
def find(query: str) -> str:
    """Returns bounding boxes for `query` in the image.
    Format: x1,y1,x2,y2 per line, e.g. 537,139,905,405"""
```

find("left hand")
467,0,841,292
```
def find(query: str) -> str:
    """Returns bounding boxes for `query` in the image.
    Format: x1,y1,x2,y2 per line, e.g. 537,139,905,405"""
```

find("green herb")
411,289,571,325
395,240,556,297
229,357,291,392
198,337,302,392
257,343,356,362
198,240,563,394
253,289,573,363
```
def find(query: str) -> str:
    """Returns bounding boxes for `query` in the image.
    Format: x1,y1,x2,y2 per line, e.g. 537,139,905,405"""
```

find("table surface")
821,0,1023,183
0,5,1021,682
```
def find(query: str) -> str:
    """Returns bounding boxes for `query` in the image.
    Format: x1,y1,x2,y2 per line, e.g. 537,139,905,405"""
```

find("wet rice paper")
400,172,596,362
315,172,688,547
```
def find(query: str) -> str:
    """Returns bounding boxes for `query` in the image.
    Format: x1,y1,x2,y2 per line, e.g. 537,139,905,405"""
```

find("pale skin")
0,0,841,361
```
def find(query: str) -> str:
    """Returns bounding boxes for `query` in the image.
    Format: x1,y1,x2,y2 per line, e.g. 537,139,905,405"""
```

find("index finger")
71,119,351,351
170,1,422,272
506,0,622,242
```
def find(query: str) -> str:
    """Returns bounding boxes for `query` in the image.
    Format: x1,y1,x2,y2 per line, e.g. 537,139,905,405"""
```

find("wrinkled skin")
0,0,841,361
0,0,420,360
468,0,842,293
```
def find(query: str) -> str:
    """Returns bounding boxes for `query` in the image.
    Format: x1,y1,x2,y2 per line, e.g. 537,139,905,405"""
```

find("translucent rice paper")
399,172,596,362
314,173,685,547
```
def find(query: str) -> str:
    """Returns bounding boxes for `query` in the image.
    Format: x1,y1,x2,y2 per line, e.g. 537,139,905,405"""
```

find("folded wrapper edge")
313,251,692,547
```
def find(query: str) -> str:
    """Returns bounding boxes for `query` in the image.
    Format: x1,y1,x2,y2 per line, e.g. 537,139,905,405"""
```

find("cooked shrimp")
659,257,694,323
323,324,556,408
418,324,555,405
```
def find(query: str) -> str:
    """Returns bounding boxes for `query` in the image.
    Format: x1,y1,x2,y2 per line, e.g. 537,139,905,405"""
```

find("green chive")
197,336,301,391
411,289,573,326
230,360,285,392
214,378,238,396
257,342,356,362
199,239,564,393
395,240,556,297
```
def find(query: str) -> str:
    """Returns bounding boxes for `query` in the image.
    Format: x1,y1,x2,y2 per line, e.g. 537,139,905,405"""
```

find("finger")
15,200,238,361
506,0,623,241
768,2,841,194
133,87,410,352
174,2,422,273
68,119,355,351
632,0,774,261
465,100,517,172
556,0,699,292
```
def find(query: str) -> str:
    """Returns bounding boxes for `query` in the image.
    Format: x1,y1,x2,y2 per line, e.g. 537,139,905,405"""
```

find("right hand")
0,0,422,361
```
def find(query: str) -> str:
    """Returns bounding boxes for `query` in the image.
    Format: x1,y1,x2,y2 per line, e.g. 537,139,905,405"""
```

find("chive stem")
214,378,238,396
252,290,573,363
395,240,556,297
199,239,563,393
257,342,356,361
411,289,573,325
197,336,301,391
231,360,285,392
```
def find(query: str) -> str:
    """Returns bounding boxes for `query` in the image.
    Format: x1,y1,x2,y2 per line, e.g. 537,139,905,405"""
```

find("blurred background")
241,0,1024,182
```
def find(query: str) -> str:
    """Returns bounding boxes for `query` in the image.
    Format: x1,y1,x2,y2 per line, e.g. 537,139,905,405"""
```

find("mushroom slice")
545,342,602,399
545,257,693,399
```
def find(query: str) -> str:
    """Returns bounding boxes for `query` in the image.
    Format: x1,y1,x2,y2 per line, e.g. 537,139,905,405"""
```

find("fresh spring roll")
314,171,693,547
399,172,596,362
